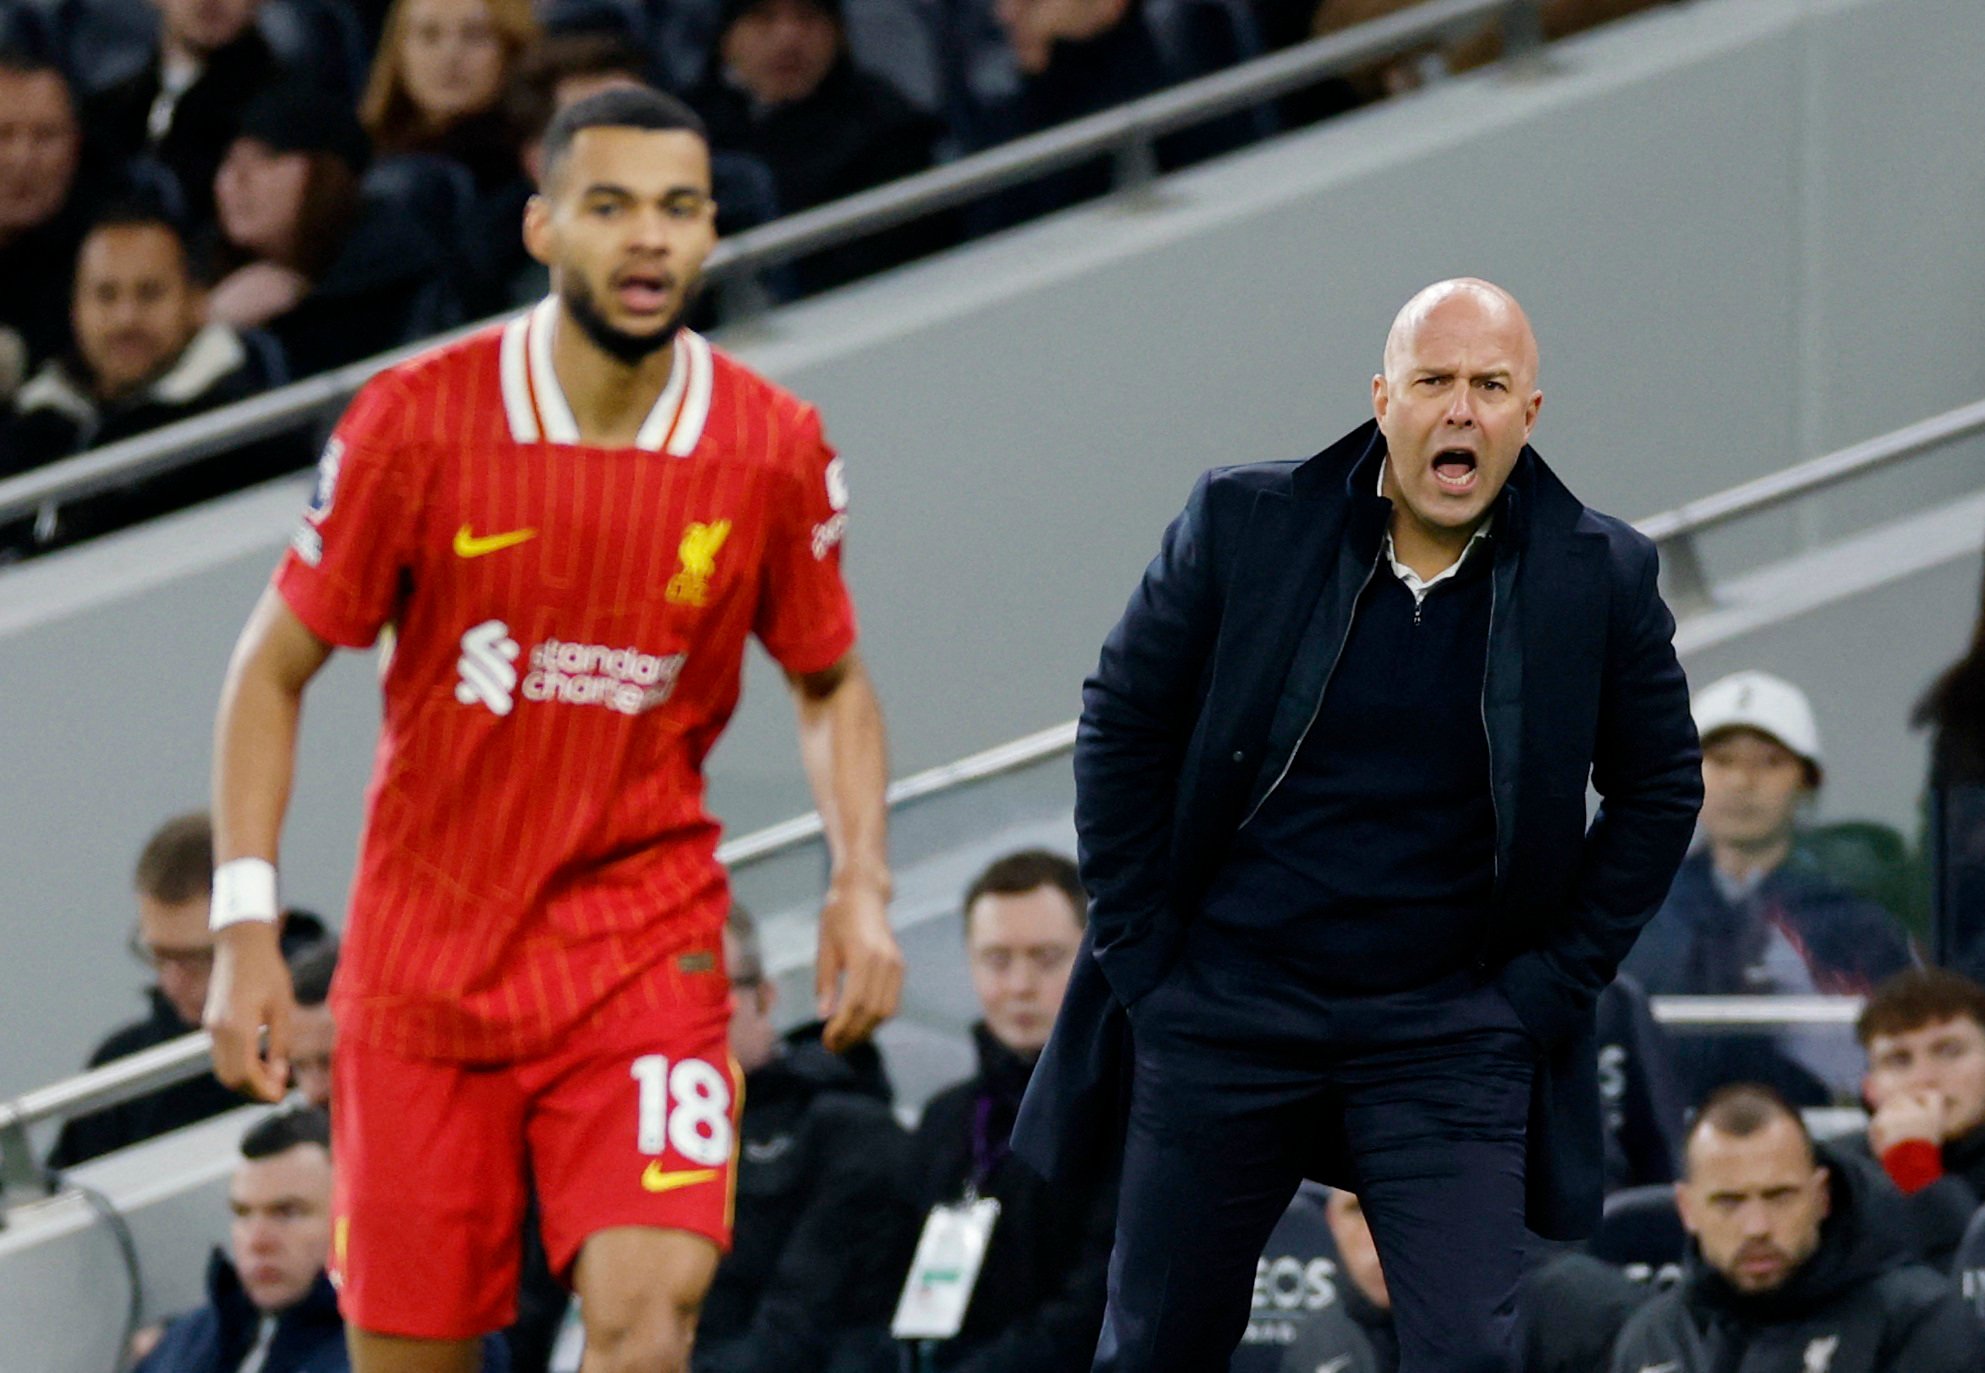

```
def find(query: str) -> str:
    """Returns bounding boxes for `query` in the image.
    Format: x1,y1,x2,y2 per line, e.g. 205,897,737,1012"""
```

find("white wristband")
210,858,280,930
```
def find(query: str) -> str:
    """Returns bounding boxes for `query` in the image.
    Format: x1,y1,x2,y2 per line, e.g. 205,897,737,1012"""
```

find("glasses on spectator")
970,946,1075,977
127,927,216,973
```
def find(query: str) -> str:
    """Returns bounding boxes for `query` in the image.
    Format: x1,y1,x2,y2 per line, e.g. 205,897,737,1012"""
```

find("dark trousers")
1096,955,1535,1373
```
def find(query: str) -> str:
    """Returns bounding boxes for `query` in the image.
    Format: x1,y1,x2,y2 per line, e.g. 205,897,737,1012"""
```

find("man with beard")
205,86,902,1373
1609,1083,1981,1373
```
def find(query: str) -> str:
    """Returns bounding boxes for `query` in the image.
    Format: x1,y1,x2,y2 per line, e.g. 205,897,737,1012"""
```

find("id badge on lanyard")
890,1193,1002,1340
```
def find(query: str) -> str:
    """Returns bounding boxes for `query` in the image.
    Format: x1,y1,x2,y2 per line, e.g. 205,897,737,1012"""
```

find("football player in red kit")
206,88,900,1373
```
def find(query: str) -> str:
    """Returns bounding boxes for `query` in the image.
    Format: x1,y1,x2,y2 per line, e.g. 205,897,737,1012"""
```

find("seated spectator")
206,85,459,379
1915,563,1985,983
49,812,246,1169
4,204,285,473
691,903,912,1372
1622,670,1914,1104
1851,968,1985,1270
286,938,338,1110
361,0,538,315
84,0,287,233
1609,1082,1983,1372
133,1107,344,1373
0,46,90,390
898,850,1114,1372
688,0,946,292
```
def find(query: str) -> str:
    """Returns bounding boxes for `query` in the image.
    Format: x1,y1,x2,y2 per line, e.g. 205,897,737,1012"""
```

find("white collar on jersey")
498,296,713,453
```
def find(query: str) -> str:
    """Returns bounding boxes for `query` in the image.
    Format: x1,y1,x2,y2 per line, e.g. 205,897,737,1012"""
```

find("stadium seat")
1955,1204,1985,1321
1588,1183,1687,1288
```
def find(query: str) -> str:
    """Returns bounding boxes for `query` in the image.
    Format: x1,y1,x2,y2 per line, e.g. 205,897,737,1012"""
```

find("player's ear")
523,193,554,268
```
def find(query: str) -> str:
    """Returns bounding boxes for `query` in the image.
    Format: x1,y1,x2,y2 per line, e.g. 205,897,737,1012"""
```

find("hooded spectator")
84,0,286,232
690,0,946,292
4,204,284,471
206,85,459,379
133,1108,346,1373
1609,1083,1982,1373
1623,671,1915,1104
691,904,914,1373
0,46,90,388
1848,968,1985,1271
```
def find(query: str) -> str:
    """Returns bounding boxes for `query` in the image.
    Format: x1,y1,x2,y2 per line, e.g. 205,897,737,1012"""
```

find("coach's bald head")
1381,278,1539,389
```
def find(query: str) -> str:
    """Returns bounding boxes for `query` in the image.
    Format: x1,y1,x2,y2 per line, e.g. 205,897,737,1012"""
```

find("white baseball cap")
1691,670,1823,781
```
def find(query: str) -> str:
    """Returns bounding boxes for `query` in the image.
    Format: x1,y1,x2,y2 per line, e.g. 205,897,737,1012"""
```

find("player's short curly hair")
539,86,705,191
1857,967,1985,1046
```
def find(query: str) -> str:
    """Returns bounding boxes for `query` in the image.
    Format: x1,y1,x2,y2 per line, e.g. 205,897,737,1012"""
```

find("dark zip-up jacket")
1013,419,1702,1239
1609,1148,1983,1372
48,988,247,1170
134,1254,350,1373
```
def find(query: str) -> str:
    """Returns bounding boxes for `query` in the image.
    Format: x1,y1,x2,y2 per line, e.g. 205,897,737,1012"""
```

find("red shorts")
329,1007,741,1340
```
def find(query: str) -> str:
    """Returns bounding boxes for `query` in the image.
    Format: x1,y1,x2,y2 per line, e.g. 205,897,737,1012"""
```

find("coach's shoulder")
1198,459,1302,507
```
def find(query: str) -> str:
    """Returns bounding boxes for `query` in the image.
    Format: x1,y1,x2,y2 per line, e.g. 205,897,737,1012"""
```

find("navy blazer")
1012,421,1703,1240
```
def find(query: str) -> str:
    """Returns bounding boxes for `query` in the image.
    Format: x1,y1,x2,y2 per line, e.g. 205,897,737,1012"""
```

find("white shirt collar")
498,297,713,453
1376,457,1494,604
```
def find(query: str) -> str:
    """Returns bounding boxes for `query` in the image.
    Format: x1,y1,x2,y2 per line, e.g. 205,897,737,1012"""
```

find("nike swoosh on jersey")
453,525,538,558
641,1162,721,1194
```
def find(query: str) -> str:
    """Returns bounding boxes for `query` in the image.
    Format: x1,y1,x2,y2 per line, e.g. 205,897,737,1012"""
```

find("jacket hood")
1683,1143,1909,1321
755,1020,894,1103
201,1247,343,1342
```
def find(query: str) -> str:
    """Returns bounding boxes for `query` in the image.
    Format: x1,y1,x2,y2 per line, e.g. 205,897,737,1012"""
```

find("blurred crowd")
0,0,1672,556
44,548,1985,1372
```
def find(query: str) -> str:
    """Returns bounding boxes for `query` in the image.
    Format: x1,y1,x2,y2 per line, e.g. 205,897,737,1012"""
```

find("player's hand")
815,874,902,1053
1869,1090,1947,1154
204,922,296,1102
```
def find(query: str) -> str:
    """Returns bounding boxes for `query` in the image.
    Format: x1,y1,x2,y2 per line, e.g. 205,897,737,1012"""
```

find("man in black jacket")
690,0,945,293
4,204,286,477
691,904,913,1373
1014,278,1702,1373
1848,968,1985,1270
1610,1083,1981,1372
901,850,1115,1372
84,0,285,232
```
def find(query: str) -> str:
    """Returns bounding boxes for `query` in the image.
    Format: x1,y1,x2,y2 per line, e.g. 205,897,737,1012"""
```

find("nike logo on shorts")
641,1162,720,1193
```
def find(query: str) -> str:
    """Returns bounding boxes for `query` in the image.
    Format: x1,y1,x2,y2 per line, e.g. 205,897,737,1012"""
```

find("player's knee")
580,1294,697,1373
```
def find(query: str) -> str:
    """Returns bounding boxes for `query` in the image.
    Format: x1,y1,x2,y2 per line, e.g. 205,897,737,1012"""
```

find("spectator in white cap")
1622,670,1915,1105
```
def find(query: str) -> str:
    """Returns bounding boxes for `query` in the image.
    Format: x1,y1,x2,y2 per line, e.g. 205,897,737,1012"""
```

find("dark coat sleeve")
1498,533,1703,1045
694,1098,911,1373
1073,471,1222,1008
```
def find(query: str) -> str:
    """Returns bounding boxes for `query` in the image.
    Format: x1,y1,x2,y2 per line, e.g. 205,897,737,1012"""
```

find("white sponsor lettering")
810,512,848,560
289,524,323,567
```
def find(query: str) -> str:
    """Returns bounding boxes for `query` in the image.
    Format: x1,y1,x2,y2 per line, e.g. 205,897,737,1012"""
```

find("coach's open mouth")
1432,448,1478,492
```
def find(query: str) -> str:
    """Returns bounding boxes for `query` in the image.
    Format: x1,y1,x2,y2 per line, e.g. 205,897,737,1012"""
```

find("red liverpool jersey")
274,299,857,1062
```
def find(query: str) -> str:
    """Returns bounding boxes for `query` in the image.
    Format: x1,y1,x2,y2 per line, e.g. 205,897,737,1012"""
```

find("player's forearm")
212,590,330,866
794,654,891,896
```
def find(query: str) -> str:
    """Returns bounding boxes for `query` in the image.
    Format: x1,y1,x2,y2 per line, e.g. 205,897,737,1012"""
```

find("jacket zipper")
1237,553,1383,830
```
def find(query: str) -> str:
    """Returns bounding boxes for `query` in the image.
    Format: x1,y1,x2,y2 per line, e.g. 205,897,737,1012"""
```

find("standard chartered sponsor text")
524,636,687,715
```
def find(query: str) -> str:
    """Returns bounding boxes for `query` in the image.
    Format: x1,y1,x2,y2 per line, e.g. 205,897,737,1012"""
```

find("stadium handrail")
1639,396,1985,612
0,0,1536,528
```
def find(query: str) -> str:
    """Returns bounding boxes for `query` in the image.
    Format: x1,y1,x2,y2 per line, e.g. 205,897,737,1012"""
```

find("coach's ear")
523,194,553,268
